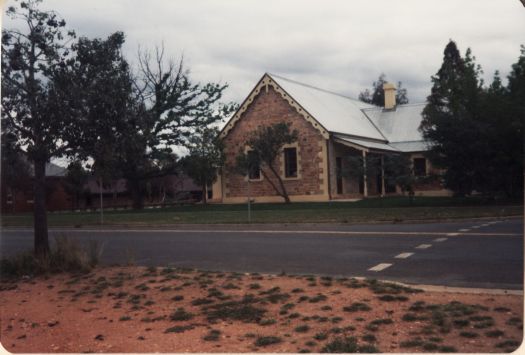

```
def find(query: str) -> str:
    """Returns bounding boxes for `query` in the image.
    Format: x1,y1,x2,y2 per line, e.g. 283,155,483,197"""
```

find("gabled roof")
221,73,429,153
362,103,426,143
270,74,386,141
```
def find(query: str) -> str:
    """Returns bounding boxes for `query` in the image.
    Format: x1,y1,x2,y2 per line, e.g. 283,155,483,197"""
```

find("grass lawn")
2,196,522,227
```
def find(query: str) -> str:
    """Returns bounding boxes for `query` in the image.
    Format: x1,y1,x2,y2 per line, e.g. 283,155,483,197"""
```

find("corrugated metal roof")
333,134,400,152
389,141,429,152
270,74,386,141
363,103,426,143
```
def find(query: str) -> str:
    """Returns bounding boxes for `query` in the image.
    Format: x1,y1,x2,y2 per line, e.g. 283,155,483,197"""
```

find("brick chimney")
383,83,396,110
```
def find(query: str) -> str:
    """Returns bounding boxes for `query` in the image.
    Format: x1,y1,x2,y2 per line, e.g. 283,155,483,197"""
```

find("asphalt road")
2,218,523,290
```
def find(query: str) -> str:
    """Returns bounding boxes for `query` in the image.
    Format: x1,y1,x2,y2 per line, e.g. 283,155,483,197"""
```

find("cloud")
3,0,524,105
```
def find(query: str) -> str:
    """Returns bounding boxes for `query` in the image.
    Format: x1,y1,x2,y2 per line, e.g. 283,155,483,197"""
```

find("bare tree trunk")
268,165,291,203
260,167,291,203
33,158,50,257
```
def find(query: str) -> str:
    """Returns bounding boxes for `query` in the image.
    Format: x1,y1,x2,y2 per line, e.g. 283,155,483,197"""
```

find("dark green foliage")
423,342,439,351
321,336,379,353
259,318,276,326
362,334,376,342
453,319,470,328
119,316,131,321
495,340,521,349
439,345,458,352
420,41,524,197
165,325,194,333
169,308,194,321
204,297,266,323
400,339,423,348
343,302,371,312
171,295,184,301
254,336,282,347
486,330,504,338
460,331,478,338
377,294,409,302
308,294,327,303
203,329,221,341
314,332,328,341
295,325,310,333
191,298,214,306
181,127,224,204
234,122,298,203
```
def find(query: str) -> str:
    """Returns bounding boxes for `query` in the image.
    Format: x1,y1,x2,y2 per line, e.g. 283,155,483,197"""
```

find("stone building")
212,73,448,203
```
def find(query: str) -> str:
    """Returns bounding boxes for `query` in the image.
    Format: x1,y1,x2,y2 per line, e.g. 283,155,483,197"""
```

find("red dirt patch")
0,266,522,353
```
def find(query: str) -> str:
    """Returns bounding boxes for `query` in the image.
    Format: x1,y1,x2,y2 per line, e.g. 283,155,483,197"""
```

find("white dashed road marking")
459,229,471,232
447,233,459,236
395,252,414,259
434,238,448,242
368,263,393,272
415,244,432,249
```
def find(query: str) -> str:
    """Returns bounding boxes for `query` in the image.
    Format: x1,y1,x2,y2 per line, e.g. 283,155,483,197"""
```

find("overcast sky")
3,0,525,106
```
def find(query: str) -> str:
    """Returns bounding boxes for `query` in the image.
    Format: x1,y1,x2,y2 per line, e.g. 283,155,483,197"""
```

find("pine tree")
420,40,484,196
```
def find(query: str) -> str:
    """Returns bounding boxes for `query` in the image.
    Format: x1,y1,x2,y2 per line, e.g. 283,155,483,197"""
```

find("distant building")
1,161,69,213
212,73,449,203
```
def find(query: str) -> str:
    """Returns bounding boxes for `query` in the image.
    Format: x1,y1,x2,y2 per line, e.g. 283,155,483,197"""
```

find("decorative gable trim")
219,73,330,139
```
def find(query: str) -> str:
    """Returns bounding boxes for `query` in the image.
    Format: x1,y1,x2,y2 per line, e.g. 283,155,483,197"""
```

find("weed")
144,300,155,306
362,334,376,342
314,332,328,341
170,308,194,321
309,294,328,303
423,342,439,351
453,319,470,328
191,298,214,306
295,325,310,333
377,294,408,302
495,340,521,349
160,286,172,292
321,305,332,311
343,302,371,312
165,325,194,333
203,329,221,341
400,339,423,348
331,316,343,323
486,329,504,337
460,331,479,338
439,345,457,352
254,336,281,347
288,312,301,319
292,288,304,293
249,283,261,290
265,292,291,304
119,316,132,321
259,318,277,326
171,295,184,301
321,336,378,353
205,298,266,323
305,341,317,347
506,317,522,326
222,282,239,290
298,295,310,302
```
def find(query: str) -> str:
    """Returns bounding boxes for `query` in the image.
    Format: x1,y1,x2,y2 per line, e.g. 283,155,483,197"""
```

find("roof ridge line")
267,72,366,103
